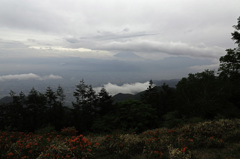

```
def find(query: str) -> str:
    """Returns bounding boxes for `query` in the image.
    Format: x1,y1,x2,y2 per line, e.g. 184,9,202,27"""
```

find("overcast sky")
0,0,240,94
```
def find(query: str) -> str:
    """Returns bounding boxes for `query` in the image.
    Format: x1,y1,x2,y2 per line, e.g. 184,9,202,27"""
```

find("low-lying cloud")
189,63,220,72
95,81,151,96
0,73,62,82
28,46,114,59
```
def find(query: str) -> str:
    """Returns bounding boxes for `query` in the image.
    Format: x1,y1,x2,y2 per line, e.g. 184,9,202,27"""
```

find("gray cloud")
0,0,239,84
0,1,67,32
79,31,159,41
97,40,226,60
189,63,220,72
0,73,62,82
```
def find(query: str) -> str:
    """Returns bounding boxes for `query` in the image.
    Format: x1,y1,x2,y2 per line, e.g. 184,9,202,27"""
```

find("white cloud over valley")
0,73,62,82
94,82,152,96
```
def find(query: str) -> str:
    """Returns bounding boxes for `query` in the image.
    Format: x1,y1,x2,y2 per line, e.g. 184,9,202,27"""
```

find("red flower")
87,148,91,152
82,137,87,143
25,144,31,149
168,129,176,133
181,146,187,152
8,152,14,156
95,142,100,146
160,152,163,157
70,146,76,151
153,150,159,154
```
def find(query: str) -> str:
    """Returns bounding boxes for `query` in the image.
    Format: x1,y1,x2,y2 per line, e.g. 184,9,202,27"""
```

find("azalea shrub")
1,119,240,159
61,127,78,136
0,131,94,159
94,133,146,158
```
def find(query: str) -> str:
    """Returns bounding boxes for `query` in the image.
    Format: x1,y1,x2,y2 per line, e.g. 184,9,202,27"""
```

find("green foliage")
72,80,115,133
231,16,240,46
176,70,237,119
61,127,78,136
162,111,185,128
219,48,240,79
218,16,240,111
116,100,158,132
168,145,192,159
35,125,56,135
92,100,158,133
95,87,113,116
0,86,67,132
141,81,177,119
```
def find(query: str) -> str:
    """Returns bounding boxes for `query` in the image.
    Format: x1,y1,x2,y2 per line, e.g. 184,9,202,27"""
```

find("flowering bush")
1,118,240,158
61,127,78,136
67,134,93,158
0,131,94,159
95,133,145,158
168,144,191,159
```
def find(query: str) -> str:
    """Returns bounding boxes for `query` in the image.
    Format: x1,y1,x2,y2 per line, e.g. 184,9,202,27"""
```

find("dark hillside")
0,96,12,104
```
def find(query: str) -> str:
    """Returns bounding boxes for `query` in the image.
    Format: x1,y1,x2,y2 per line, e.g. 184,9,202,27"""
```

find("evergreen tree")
141,80,176,119
232,16,240,46
218,16,240,111
25,88,47,131
72,79,97,132
56,85,65,105
45,87,57,109
96,87,113,116
219,16,240,79
6,91,25,131
176,70,238,119
54,86,66,130
91,87,113,132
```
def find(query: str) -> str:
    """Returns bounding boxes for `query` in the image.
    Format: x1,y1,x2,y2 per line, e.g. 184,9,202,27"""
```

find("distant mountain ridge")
112,79,179,103
153,79,179,88
0,96,13,104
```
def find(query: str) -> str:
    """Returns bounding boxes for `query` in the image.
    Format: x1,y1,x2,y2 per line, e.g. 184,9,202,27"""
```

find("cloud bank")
189,63,220,72
94,81,151,96
98,40,226,60
0,73,62,82
0,0,239,84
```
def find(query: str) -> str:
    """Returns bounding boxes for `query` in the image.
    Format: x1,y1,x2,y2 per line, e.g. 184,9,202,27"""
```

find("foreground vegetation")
1,118,240,159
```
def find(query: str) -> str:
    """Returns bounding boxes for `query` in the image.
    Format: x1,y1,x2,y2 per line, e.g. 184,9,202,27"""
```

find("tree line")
0,16,240,133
